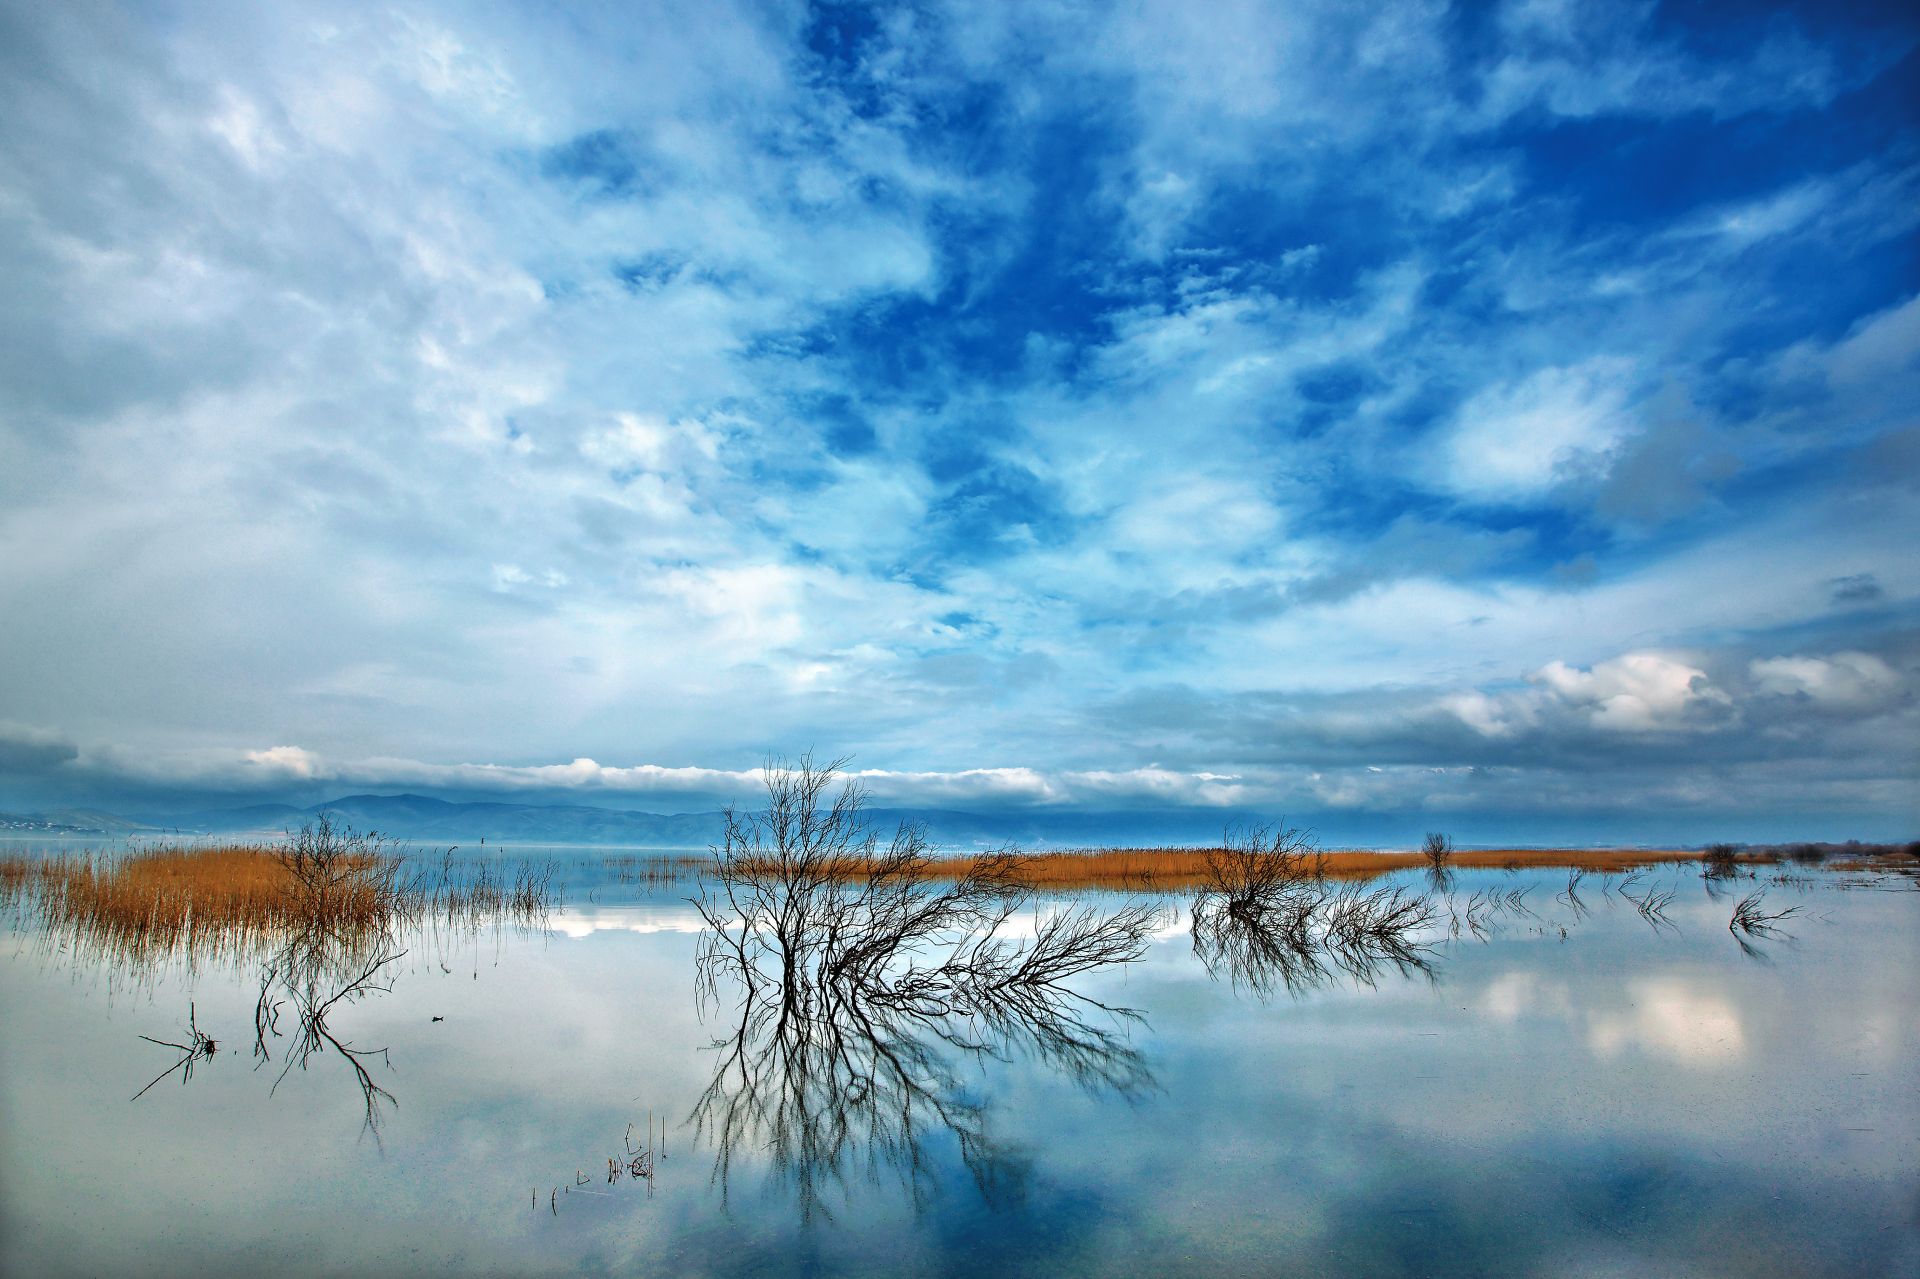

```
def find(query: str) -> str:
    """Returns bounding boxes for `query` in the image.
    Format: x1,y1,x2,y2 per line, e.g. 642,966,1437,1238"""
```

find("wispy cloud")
0,0,1914,836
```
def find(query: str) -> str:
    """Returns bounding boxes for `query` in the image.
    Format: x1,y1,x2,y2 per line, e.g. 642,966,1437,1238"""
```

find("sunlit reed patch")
0,820,558,971
842,845,1734,893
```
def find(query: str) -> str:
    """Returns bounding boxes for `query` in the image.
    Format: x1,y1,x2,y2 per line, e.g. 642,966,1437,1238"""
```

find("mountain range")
0,793,1263,849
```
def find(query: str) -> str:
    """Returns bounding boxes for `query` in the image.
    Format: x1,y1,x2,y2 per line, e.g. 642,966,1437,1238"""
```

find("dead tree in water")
1729,890,1799,936
1191,826,1439,997
1701,843,1740,881
689,755,1160,1216
693,754,1159,1019
1200,824,1325,920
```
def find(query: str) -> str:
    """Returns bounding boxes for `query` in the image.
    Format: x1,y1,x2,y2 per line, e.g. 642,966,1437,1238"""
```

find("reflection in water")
691,758,1159,1218
1615,871,1678,932
2,848,1916,1276
1190,886,1440,997
1558,869,1591,920
1443,886,1534,941
1588,978,1748,1065
253,925,408,1140
131,1002,218,1099
2,829,555,1140
692,964,1153,1220
1187,829,1442,998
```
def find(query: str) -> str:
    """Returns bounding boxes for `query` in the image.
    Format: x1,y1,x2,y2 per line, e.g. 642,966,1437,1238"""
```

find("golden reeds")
901,845,1717,892
0,844,354,967
0,834,557,970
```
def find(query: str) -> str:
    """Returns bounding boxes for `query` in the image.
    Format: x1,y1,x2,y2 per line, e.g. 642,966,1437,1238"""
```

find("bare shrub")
1199,824,1324,921
1191,826,1438,997
1729,890,1799,937
1701,843,1740,880
689,754,1159,1215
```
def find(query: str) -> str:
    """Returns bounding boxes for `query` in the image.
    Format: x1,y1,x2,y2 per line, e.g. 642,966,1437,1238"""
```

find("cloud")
1749,652,1904,712
27,742,1255,812
1828,573,1883,604
0,1,1914,838
242,745,328,781
1532,652,1731,733
0,722,80,776
1435,358,1638,500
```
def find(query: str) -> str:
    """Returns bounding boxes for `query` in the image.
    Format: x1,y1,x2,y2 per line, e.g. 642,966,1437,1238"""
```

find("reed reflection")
690,757,1159,1220
2,823,556,1135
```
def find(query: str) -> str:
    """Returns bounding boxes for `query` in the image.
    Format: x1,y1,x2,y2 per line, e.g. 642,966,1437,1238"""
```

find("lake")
2,853,1915,1277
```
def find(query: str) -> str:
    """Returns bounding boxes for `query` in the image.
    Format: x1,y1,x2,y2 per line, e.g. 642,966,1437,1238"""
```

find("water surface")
2,859,1915,1277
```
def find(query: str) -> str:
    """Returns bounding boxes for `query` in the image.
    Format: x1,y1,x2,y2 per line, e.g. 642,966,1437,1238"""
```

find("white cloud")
1532,652,1729,733
1750,652,1903,711
39,743,1260,811
238,746,327,780
1437,358,1637,499
1439,690,1542,739
1588,979,1747,1066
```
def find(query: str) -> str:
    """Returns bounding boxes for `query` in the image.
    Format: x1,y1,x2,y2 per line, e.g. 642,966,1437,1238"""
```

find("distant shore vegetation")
4,831,1912,948
713,837,1917,893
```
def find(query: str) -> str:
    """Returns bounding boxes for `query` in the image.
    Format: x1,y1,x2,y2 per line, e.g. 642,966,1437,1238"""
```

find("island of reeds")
0,818,556,969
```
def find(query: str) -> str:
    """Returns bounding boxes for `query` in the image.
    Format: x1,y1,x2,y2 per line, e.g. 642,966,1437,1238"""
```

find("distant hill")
307,794,721,846
0,808,161,835
67,792,1267,849
166,802,306,832
150,793,726,846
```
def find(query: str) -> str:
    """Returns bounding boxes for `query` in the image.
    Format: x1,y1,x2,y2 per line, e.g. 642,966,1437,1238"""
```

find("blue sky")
0,0,1916,840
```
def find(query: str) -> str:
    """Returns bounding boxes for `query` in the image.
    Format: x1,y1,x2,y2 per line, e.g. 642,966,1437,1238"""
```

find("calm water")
2,859,1915,1277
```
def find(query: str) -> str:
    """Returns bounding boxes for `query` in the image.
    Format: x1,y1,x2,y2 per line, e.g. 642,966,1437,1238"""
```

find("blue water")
2,861,1915,1276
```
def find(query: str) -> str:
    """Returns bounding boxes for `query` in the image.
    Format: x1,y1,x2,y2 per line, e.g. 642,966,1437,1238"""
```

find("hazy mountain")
98,792,1262,849
0,808,161,835
163,802,306,832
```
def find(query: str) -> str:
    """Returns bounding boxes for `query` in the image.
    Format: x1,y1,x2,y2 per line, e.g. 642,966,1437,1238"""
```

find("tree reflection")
252,922,407,1142
690,756,1158,1220
1189,828,1440,998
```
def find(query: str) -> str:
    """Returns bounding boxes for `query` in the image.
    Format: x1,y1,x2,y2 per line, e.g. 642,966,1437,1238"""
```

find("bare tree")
689,755,1161,1216
1191,825,1439,998
1198,824,1325,923
1701,842,1740,880
693,754,1158,1018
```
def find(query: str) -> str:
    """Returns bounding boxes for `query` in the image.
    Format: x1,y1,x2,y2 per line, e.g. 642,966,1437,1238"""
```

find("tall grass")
904,844,1711,892
0,826,557,970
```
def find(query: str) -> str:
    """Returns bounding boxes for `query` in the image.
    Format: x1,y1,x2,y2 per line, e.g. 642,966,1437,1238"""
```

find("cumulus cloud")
1532,652,1731,733
1749,652,1904,711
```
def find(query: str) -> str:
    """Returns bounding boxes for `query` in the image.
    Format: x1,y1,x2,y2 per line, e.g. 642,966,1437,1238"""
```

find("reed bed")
0,830,558,970
0,844,365,967
894,845,1713,892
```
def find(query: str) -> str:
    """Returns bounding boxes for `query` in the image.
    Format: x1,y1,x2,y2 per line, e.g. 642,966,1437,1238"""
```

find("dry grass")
0,837,556,968
901,845,1715,892
1,844,370,966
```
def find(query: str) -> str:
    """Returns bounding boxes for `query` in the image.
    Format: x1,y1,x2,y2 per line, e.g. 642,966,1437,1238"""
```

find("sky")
1,0,1916,842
